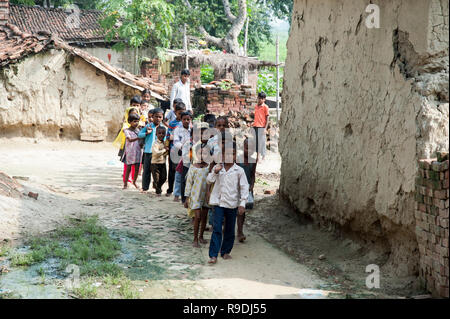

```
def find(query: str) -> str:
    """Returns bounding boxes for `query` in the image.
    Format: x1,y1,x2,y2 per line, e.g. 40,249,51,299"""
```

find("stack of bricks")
194,83,257,114
141,57,201,94
0,0,9,25
415,151,449,298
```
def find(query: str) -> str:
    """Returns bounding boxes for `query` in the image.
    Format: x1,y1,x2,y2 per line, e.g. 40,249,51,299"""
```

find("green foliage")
173,0,272,56
98,0,175,51
200,64,214,84
258,0,293,24
257,68,282,96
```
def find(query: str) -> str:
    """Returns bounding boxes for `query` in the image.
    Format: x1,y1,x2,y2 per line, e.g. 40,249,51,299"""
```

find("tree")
261,0,293,24
181,0,248,55
98,0,175,51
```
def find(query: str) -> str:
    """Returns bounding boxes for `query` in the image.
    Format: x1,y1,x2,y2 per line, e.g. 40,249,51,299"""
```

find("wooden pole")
183,24,189,69
276,35,280,123
244,17,249,57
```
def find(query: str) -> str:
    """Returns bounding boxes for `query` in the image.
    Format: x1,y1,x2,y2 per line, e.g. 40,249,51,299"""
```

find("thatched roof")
165,49,280,71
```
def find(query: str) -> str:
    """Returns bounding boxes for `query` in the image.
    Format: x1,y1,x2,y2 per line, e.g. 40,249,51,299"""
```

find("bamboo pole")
276,35,280,123
183,24,189,69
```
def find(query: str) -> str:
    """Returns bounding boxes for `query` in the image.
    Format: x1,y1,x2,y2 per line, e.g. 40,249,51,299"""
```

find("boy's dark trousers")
180,165,190,203
209,206,237,258
167,152,176,194
141,153,152,191
150,163,167,195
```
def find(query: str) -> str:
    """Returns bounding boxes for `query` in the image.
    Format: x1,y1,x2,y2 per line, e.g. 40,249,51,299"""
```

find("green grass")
0,245,11,257
8,216,122,277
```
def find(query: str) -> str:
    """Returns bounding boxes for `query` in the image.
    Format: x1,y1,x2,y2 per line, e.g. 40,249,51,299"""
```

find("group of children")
113,90,268,264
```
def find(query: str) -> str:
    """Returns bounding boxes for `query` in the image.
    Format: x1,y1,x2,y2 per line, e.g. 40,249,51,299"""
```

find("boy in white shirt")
207,141,249,264
173,111,192,204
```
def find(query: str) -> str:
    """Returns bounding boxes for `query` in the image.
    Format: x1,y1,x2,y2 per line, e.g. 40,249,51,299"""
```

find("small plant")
218,81,233,91
200,64,214,84
0,245,11,257
73,280,98,299
257,68,283,96
9,252,34,267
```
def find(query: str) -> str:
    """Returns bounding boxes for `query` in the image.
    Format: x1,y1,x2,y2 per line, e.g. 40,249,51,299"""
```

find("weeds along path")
0,140,326,299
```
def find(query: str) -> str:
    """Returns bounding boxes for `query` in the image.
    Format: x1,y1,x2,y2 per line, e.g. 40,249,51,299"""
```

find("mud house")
0,23,167,141
280,0,449,297
0,0,151,73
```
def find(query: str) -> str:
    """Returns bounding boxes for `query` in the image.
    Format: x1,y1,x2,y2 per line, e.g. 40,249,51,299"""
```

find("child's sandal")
208,257,217,264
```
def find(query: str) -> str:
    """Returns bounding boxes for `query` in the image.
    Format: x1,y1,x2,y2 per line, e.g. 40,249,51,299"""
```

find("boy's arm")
239,170,250,208
264,105,270,130
250,164,257,192
206,166,219,184
173,128,183,150
138,125,148,139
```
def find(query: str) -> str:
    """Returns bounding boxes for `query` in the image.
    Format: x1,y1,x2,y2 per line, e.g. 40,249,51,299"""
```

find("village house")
0,22,167,141
0,0,152,73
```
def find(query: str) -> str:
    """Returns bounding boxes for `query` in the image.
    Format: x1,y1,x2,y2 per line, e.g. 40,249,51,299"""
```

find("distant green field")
258,31,288,63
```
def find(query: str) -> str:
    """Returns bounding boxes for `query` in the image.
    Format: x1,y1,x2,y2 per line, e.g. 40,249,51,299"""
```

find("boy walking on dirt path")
252,92,269,161
207,141,249,264
139,108,164,193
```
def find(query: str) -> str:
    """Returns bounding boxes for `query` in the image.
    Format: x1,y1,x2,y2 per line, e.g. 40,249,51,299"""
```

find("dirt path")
0,139,330,299
0,139,422,299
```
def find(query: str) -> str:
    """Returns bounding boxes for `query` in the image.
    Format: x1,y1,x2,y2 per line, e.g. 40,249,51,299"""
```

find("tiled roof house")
0,0,149,73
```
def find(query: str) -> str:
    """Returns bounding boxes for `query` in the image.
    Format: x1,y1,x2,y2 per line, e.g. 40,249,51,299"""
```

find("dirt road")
0,139,422,299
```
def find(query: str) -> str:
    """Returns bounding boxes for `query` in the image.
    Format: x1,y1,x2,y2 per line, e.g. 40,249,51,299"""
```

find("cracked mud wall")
0,50,135,141
280,0,449,276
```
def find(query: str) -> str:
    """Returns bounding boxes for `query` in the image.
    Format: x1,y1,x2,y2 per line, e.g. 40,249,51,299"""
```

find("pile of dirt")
0,172,23,198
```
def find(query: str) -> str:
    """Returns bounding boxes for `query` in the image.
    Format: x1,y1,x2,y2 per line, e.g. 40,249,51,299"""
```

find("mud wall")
0,50,136,141
280,0,449,277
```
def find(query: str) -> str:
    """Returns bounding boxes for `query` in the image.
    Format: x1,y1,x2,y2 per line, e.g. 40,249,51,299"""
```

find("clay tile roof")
0,24,167,99
8,4,107,43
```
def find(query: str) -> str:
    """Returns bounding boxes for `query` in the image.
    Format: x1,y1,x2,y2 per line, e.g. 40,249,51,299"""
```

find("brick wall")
193,84,257,115
0,0,9,25
141,57,201,97
415,151,449,298
141,55,259,98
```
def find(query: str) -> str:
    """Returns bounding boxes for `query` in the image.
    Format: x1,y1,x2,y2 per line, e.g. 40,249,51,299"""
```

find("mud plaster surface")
280,0,449,276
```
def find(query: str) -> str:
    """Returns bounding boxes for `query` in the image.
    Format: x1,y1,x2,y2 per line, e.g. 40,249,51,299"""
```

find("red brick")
435,190,448,199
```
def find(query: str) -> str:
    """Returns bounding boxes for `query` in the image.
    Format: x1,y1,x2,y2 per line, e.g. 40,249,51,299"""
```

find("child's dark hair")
175,102,186,112
203,114,216,126
156,126,167,134
148,109,155,115
128,113,140,123
130,95,141,105
181,69,190,76
181,111,192,119
129,107,139,115
258,92,267,99
152,107,164,115
173,98,183,106
141,99,149,105
142,89,151,96
216,116,229,126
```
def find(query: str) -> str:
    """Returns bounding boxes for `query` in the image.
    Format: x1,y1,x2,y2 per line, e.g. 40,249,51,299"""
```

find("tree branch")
226,0,247,39
222,0,236,22
183,0,222,47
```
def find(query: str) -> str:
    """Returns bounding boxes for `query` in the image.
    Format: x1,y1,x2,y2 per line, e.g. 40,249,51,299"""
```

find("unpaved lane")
0,139,326,299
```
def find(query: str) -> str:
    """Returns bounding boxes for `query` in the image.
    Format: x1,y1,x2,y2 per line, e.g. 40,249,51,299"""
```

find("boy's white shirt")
207,163,249,209
173,126,191,167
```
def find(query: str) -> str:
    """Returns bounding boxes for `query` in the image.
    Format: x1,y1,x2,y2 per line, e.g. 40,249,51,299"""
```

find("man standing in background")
170,69,192,112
